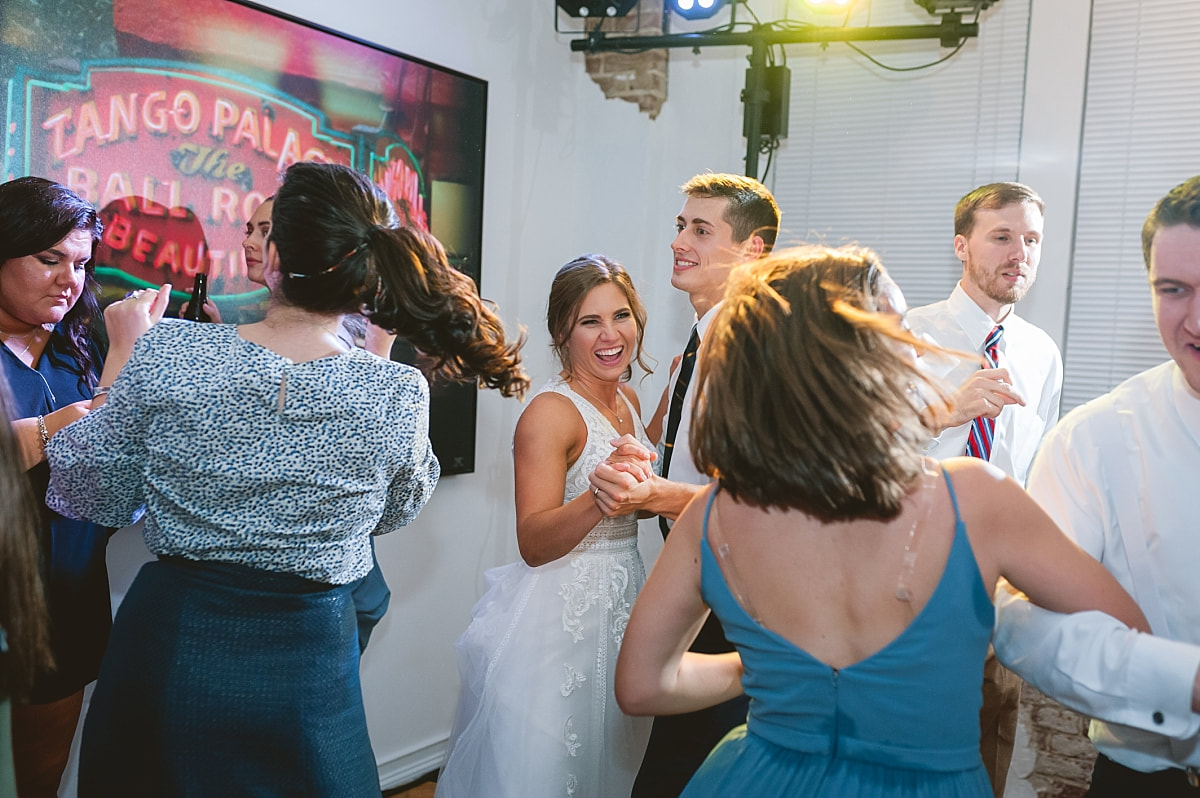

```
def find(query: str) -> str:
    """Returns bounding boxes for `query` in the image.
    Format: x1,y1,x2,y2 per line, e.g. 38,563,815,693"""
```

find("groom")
590,171,780,796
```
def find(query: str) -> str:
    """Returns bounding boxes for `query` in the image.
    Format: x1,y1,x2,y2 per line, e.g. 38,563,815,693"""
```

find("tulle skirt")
437,541,651,798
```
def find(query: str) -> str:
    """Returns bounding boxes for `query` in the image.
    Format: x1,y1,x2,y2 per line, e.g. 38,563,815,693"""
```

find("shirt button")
1152,711,1165,725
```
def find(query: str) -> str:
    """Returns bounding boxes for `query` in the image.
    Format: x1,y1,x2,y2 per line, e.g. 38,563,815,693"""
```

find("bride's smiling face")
566,282,637,383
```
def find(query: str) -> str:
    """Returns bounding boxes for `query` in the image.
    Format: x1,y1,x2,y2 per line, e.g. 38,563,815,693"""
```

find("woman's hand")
589,461,651,517
46,399,93,434
180,296,222,323
96,285,172,397
107,286,173,350
14,399,93,469
605,433,657,481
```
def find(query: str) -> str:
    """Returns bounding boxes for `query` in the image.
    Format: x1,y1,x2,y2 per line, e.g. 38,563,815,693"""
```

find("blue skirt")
78,557,379,797
681,725,991,798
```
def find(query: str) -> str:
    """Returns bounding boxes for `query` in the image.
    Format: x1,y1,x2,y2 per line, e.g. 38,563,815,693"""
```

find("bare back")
704,466,974,671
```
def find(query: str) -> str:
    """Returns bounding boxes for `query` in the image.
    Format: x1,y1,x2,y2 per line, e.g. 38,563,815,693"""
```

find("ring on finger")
593,486,600,497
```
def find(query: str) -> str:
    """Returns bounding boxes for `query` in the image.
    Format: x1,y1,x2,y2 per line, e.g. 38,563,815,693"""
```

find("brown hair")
954,182,1044,237
691,245,934,522
271,162,529,398
681,173,781,253
547,254,652,381
0,376,53,700
1142,175,1200,270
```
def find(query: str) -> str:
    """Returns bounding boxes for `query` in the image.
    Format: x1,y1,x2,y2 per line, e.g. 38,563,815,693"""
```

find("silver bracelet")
93,385,113,398
37,414,50,453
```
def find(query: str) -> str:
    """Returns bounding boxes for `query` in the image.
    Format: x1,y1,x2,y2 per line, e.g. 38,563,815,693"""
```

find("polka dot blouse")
47,320,440,584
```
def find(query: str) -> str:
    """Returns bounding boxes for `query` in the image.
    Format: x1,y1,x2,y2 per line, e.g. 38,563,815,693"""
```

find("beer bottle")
183,273,211,322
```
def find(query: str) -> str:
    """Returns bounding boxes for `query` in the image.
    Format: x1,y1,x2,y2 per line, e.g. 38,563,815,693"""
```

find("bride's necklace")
573,379,624,425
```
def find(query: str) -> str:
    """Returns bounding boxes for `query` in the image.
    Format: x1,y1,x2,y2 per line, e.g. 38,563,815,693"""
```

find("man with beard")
907,181,1063,798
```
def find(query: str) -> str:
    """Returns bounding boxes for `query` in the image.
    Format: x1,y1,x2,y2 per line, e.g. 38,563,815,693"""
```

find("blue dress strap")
940,465,963,526
700,485,720,545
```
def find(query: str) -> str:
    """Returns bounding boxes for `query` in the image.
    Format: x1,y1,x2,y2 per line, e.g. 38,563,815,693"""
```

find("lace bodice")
540,377,649,546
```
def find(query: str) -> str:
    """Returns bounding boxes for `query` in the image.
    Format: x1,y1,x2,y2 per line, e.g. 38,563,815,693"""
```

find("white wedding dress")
436,378,653,798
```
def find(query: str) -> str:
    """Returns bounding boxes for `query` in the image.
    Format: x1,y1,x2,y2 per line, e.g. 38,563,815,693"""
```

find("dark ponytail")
272,162,528,398
367,227,529,399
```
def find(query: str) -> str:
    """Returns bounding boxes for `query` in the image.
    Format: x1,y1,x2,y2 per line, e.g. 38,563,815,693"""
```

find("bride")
436,254,655,797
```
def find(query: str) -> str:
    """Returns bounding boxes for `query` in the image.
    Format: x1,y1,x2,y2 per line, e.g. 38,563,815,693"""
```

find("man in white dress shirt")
906,182,1063,797
995,175,1200,796
590,172,780,797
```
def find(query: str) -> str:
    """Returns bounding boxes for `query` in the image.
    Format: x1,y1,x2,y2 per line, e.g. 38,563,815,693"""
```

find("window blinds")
770,0,1031,309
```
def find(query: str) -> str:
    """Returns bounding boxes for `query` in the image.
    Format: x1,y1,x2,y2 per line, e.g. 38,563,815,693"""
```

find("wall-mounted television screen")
2,0,487,473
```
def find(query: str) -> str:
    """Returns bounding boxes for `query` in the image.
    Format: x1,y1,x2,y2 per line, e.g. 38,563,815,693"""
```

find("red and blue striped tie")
965,324,1003,460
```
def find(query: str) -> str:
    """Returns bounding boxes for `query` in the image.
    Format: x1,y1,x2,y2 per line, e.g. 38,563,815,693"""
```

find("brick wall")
579,0,668,119
1011,685,1096,798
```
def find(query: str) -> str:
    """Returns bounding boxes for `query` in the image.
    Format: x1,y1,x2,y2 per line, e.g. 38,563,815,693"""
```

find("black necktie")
659,326,700,538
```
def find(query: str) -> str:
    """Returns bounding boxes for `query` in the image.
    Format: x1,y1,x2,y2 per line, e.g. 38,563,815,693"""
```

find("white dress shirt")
907,283,1063,485
658,303,721,490
994,361,1200,773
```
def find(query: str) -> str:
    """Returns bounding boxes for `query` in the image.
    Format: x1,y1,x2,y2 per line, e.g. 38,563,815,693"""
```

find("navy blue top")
1,327,111,703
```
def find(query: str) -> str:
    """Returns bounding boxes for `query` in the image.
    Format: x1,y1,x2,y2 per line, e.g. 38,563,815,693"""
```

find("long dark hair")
271,162,528,398
0,375,53,700
0,177,104,386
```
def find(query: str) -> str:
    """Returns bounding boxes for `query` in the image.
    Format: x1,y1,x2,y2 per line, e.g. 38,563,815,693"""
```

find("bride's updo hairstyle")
271,162,528,398
691,245,936,523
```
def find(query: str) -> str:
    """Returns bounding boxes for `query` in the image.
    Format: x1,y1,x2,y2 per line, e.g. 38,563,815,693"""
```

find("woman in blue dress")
45,162,528,796
615,246,1148,797
0,176,121,796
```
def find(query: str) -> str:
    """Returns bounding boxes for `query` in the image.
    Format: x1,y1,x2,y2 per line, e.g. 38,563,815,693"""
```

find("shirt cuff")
1121,633,1200,738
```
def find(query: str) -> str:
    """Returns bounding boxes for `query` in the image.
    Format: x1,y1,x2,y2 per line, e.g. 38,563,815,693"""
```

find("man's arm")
994,586,1200,725
995,420,1200,732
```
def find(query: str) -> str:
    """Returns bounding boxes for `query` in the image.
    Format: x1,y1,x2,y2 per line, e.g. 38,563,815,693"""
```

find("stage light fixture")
557,0,638,18
669,0,728,21
912,0,996,13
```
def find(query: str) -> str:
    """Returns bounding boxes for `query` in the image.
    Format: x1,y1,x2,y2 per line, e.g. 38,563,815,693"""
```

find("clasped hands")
589,434,658,517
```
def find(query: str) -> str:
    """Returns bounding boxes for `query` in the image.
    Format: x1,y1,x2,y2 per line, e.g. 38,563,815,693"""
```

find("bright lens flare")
670,0,727,18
